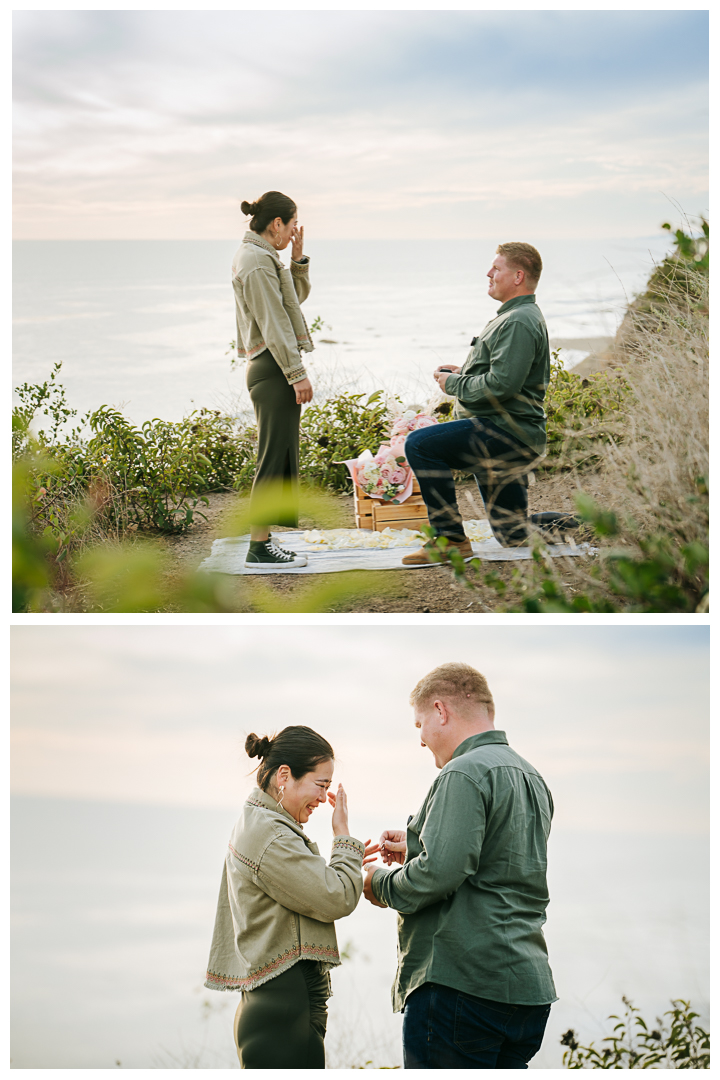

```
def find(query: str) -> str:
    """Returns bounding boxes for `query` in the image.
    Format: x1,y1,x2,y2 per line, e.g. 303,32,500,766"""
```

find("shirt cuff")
370,866,392,904
331,835,365,859
291,257,310,272
285,363,308,384
443,374,460,396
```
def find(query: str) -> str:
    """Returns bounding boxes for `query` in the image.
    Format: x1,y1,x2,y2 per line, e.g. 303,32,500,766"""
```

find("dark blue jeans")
403,982,552,1069
405,417,538,547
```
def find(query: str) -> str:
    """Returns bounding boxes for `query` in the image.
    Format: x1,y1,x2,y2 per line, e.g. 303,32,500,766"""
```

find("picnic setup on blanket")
199,519,590,576
206,408,589,575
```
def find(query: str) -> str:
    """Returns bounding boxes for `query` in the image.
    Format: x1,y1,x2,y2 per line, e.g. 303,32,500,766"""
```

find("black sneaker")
267,533,302,560
245,538,308,571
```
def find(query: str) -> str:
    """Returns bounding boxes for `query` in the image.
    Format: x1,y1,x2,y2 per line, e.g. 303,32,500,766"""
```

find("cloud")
11,626,709,835
12,11,708,239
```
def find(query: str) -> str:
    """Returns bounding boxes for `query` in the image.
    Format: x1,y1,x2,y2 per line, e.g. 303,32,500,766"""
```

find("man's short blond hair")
410,662,495,717
497,242,543,288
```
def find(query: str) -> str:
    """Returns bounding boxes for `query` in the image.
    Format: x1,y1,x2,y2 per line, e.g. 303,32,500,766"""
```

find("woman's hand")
363,840,381,867
379,829,407,865
327,784,350,837
291,224,305,262
293,377,313,404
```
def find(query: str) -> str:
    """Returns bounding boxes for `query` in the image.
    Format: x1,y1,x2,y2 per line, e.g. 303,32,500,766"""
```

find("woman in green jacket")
233,191,315,570
205,726,373,1068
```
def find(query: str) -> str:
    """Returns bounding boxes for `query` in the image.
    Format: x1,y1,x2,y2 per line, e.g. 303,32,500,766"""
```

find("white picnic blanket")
199,521,591,576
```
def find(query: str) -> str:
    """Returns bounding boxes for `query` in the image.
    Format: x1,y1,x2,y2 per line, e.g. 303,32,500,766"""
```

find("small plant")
560,996,709,1069
12,361,81,456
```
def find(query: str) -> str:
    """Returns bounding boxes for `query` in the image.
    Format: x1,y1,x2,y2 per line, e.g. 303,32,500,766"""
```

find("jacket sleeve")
255,830,364,923
371,772,487,914
290,257,311,305
243,266,308,384
444,319,537,407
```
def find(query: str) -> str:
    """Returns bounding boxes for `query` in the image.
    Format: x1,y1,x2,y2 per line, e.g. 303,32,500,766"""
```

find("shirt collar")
497,294,536,315
247,786,302,827
450,730,509,761
243,230,280,261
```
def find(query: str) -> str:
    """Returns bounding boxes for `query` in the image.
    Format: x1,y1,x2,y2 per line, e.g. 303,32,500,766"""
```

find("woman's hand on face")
291,225,304,262
328,784,350,837
379,829,407,865
293,377,313,405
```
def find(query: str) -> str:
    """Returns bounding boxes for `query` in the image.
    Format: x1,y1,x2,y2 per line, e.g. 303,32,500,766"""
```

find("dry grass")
589,265,707,546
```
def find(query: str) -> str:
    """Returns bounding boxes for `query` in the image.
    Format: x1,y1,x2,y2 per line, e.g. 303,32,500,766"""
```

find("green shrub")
85,405,259,531
543,352,629,469
299,390,392,492
561,996,709,1069
633,218,708,316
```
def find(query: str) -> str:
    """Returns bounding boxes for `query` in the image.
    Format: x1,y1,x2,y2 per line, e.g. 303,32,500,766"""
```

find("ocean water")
12,236,672,427
10,795,708,1069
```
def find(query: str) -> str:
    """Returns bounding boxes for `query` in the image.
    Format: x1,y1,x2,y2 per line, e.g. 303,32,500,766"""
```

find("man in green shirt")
401,242,578,566
363,662,556,1069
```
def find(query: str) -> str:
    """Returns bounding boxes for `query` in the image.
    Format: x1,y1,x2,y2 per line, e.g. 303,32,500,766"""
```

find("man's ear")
434,699,449,725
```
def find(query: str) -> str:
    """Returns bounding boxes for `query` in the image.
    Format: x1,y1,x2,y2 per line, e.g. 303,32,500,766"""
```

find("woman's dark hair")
240,191,297,234
245,725,334,791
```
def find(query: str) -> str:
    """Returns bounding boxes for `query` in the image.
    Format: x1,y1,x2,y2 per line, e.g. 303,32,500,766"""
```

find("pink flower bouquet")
341,409,438,503
352,446,413,503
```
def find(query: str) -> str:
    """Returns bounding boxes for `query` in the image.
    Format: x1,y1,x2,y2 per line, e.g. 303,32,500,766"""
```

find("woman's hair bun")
240,200,258,217
245,732,272,759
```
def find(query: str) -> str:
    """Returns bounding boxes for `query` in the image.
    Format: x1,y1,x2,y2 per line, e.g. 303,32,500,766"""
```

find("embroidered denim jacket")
205,788,364,992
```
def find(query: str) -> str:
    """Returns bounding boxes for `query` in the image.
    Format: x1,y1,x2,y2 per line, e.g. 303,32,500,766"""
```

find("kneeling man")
364,662,556,1069
402,243,576,565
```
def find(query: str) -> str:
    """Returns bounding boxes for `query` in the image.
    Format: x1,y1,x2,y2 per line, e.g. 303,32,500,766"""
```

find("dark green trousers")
246,350,301,528
233,960,330,1069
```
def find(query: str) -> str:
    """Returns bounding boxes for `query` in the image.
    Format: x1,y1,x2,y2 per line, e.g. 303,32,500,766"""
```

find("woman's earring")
278,785,285,807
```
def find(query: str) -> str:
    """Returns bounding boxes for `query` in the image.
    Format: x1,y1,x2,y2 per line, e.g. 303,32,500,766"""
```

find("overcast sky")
11,625,709,844
13,10,708,240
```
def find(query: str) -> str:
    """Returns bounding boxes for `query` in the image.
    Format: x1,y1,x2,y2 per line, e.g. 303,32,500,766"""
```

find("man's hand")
293,377,313,404
379,829,407,865
433,365,460,393
363,865,387,907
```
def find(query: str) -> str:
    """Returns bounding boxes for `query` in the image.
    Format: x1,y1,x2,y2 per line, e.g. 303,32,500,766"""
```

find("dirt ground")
157,473,607,613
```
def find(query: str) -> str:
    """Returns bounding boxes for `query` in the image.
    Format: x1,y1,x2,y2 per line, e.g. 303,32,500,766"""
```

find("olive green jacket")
232,231,314,385
205,788,365,992
444,294,550,455
371,731,557,1011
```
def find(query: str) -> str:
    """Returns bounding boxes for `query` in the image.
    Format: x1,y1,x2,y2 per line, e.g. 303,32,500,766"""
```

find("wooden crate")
353,477,429,532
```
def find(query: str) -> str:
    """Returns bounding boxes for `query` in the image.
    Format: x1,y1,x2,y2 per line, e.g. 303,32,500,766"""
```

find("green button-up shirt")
444,294,550,455
371,730,557,1011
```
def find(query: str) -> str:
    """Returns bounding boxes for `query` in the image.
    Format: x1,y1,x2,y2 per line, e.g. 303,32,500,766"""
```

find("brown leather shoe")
401,536,475,567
